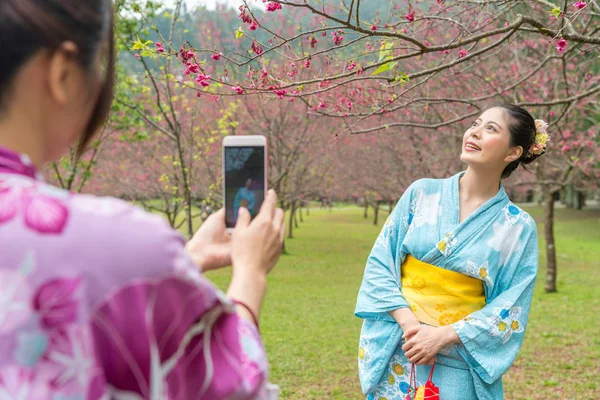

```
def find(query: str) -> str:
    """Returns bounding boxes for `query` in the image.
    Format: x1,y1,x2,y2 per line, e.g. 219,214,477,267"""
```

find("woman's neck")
460,167,502,202
0,116,45,169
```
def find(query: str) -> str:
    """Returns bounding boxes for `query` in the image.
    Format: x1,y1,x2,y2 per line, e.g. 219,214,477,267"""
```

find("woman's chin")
459,152,472,164
460,151,483,165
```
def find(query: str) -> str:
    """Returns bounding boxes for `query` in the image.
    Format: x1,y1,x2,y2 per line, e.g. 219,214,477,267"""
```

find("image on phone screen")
224,146,266,228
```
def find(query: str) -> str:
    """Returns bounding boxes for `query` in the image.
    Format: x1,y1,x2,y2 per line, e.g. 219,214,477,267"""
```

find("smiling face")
460,107,524,175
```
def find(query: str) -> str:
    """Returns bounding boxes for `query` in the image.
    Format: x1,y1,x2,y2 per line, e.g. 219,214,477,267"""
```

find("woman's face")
460,107,522,173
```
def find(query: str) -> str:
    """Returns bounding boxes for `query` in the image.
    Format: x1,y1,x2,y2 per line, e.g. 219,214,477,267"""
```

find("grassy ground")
204,205,600,399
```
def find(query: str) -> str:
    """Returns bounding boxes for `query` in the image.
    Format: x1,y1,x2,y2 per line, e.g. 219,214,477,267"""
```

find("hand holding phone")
226,189,285,325
231,190,285,277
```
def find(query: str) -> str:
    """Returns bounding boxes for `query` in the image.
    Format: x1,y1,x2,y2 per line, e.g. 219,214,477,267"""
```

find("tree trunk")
373,203,380,225
174,133,193,238
543,185,558,293
576,192,585,210
294,202,299,229
364,201,369,219
306,205,310,216
299,204,303,223
288,203,295,239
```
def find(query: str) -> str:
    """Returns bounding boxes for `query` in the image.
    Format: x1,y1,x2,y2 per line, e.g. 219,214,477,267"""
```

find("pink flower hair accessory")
527,119,550,157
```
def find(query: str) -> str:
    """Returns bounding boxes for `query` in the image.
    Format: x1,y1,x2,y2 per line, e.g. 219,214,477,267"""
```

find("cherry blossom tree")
128,0,598,288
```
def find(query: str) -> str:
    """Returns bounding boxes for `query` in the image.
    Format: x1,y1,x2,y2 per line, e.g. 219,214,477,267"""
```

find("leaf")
131,36,145,50
394,72,410,84
235,27,244,40
372,61,397,76
378,41,394,62
140,49,154,58
550,7,561,19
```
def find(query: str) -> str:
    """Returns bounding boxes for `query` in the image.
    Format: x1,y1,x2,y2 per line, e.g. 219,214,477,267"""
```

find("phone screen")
224,146,266,228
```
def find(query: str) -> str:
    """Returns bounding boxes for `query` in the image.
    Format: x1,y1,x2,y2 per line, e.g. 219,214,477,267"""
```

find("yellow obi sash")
401,255,486,327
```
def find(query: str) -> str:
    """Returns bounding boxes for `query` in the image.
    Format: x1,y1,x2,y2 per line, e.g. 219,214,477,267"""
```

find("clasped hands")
401,324,459,365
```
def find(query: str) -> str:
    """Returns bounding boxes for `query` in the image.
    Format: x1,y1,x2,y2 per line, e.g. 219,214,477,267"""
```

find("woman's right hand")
231,189,285,278
227,190,285,324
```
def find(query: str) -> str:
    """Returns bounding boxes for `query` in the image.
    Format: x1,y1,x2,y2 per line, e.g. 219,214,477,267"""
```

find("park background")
49,1,599,398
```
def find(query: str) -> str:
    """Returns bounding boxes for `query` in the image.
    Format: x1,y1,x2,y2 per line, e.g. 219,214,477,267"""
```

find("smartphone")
223,135,268,231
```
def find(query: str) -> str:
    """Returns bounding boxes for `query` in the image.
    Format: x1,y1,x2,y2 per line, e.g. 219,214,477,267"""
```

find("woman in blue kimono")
355,105,549,400
234,178,257,220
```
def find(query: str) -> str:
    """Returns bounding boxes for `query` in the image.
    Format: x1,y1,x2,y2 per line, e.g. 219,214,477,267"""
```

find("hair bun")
520,153,541,165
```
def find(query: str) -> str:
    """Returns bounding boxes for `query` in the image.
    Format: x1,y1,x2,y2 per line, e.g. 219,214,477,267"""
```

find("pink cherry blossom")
232,86,244,95
0,186,19,224
347,61,357,71
273,88,288,99
134,54,140,59
33,277,82,329
238,6,252,24
184,63,200,75
266,1,282,12
24,194,69,234
251,40,263,55
304,59,311,68
573,1,587,9
0,184,69,235
332,30,344,45
556,38,568,52
41,325,95,392
406,9,415,22
310,37,318,48
249,20,258,31
195,74,211,87
371,25,378,31
211,53,222,61
179,48,196,62
459,49,468,58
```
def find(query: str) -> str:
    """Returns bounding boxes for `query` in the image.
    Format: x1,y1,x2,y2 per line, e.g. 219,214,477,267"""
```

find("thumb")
236,207,251,229
203,208,225,228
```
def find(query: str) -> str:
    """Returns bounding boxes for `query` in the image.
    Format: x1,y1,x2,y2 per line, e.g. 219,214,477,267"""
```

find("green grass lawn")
204,206,600,400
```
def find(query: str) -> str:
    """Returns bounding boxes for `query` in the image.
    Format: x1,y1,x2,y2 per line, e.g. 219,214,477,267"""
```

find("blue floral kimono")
234,187,256,219
355,172,538,400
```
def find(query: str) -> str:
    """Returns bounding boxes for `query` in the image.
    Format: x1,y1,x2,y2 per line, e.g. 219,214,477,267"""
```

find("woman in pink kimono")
0,1,285,399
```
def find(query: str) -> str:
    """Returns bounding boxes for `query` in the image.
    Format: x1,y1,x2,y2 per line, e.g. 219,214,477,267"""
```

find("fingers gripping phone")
223,136,268,231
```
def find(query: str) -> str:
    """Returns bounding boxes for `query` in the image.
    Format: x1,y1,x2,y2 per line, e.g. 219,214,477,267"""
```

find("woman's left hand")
186,209,232,272
401,325,456,365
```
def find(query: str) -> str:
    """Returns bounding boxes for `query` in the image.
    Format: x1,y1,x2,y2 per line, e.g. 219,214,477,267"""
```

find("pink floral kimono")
0,145,273,399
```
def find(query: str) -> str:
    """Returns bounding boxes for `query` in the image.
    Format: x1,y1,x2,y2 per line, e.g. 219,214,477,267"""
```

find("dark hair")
497,104,541,178
0,0,115,156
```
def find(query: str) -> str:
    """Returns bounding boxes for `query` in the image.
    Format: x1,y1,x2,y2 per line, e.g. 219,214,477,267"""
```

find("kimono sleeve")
355,182,416,321
89,208,268,400
452,226,539,385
